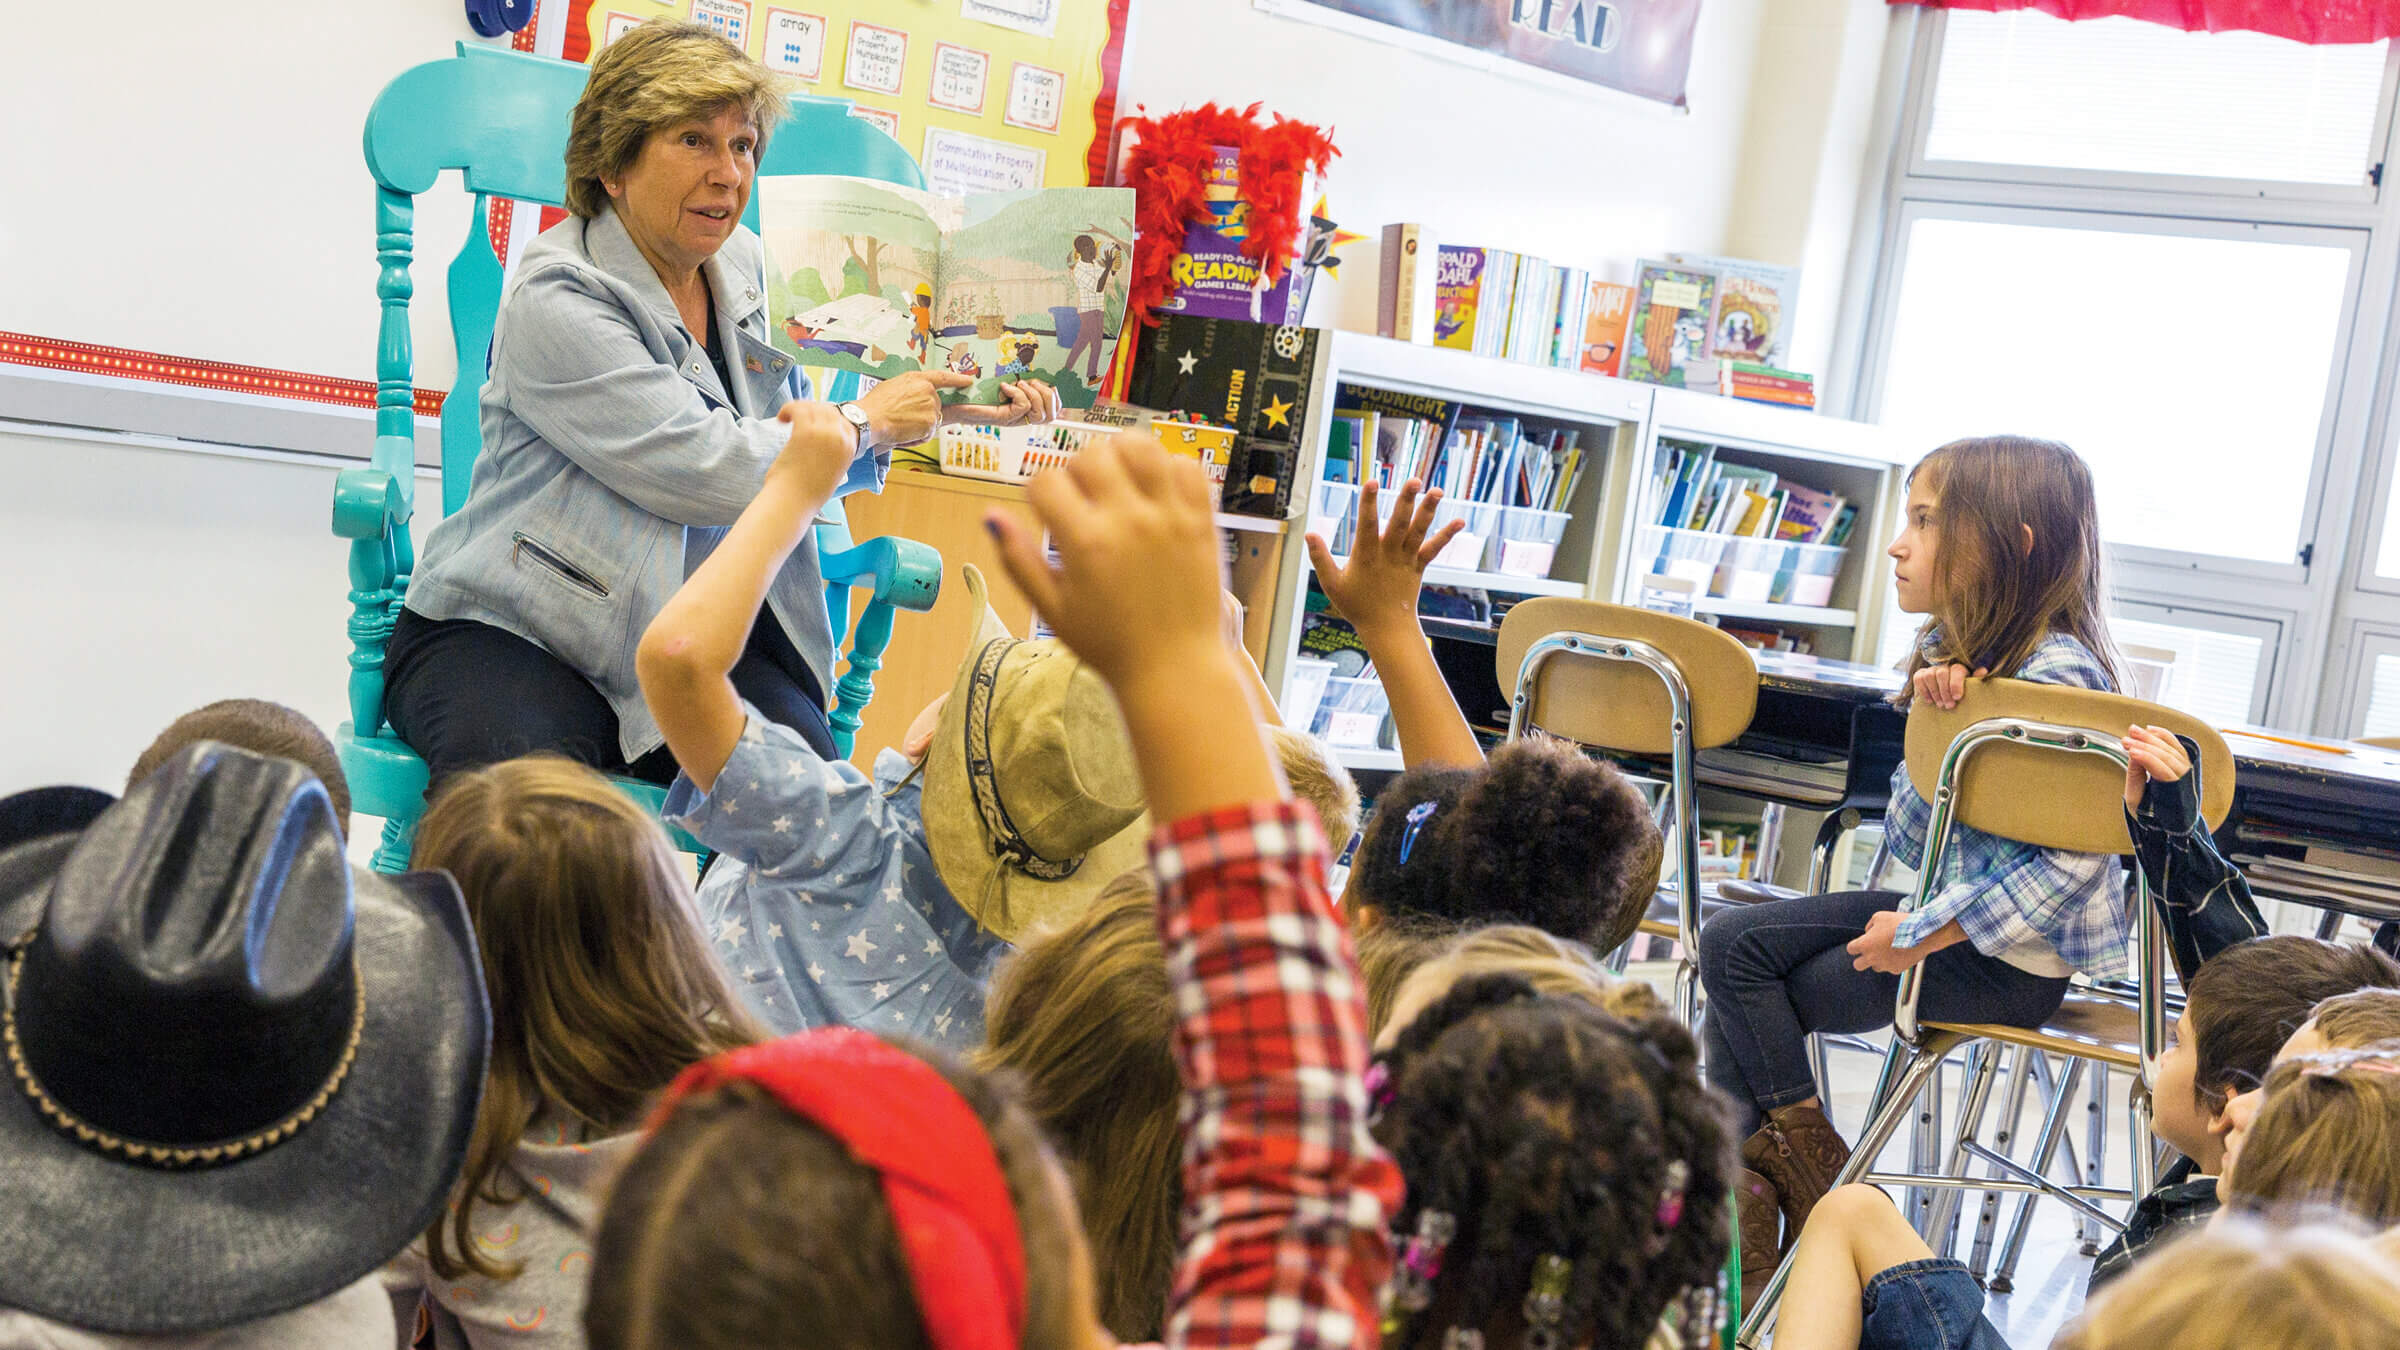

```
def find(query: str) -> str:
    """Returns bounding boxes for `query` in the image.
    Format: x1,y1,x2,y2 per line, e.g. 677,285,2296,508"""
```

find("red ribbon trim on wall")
0,332,445,420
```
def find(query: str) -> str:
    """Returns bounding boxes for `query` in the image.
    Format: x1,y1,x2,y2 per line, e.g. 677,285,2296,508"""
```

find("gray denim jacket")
405,205,886,762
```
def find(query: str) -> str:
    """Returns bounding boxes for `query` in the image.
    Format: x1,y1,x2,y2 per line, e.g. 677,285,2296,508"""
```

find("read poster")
1274,0,1701,107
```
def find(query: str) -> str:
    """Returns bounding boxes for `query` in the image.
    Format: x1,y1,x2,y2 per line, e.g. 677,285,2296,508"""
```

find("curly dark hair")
1371,974,1736,1350
1351,737,1663,954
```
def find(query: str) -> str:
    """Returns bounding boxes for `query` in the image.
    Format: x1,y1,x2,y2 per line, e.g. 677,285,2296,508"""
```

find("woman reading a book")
384,18,1056,781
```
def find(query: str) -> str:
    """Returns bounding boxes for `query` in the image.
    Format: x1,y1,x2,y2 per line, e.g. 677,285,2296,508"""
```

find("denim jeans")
1697,889,2069,1137
1859,1259,2008,1350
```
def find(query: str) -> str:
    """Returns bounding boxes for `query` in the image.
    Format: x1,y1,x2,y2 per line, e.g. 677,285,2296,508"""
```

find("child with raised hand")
385,755,763,1348
1700,435,2134,1279
585,433,1401,1349
1311,479,1667,958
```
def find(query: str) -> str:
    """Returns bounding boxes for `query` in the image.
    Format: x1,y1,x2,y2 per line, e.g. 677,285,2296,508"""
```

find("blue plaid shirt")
1884,632,2129,978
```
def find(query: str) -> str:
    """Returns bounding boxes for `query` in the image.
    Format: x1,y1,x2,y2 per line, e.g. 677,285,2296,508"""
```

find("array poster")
575,0,1129,192
1264,0,1700,107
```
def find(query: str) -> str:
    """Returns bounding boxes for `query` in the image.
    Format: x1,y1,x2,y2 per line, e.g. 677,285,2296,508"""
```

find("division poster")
573,0,1130,192
1263,0,1700,107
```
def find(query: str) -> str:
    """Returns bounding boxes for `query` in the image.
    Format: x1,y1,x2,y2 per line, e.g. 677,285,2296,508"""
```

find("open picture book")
757,175,1136,409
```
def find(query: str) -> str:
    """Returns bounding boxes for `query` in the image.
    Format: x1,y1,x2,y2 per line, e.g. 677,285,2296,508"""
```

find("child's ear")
2205,1087,2241,1137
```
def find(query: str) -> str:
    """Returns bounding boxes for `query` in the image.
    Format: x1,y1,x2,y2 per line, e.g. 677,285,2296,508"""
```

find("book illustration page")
758,176,945,384
929,186,1134,408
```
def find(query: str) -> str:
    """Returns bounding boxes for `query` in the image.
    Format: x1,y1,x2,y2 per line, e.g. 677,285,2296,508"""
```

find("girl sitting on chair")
1696,436,2130,1300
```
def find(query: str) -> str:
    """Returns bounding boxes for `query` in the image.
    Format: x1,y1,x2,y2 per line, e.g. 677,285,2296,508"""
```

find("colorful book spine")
1432,245,1484,353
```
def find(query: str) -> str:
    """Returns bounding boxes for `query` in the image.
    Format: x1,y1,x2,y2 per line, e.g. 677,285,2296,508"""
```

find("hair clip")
1522,1253,1571,1350
1364,1059,1395,1119
1397,800,1439,864
1386,1209,1457,1318
1656,1160,1690,1230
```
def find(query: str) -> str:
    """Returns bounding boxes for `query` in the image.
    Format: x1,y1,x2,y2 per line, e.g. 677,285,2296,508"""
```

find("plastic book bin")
1430,497,1492,571
1776,542,1845,607
1286,657,1337,735
1712,537,1792,603
1313,676,1394,749
1494,505,1571,578
1313,481,1361,556
1636,525,1729,591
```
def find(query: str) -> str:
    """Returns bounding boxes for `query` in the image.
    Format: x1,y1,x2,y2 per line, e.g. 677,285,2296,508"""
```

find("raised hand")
1304,478,1464,642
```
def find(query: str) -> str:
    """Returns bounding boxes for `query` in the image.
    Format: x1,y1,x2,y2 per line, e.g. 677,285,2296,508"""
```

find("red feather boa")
1119,103,1339,329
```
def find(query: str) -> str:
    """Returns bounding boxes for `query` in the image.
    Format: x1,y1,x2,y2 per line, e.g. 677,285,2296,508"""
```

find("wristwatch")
837,401,874,454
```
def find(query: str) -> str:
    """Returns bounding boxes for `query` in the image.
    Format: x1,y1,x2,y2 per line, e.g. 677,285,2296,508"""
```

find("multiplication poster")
574,0,1130,194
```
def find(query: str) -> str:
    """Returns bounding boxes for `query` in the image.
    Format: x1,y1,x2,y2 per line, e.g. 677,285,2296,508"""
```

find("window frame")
2108,596,2286,725
1900,9,2400,207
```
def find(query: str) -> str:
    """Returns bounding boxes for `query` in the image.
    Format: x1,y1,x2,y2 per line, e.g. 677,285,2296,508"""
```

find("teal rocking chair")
336,43,941,872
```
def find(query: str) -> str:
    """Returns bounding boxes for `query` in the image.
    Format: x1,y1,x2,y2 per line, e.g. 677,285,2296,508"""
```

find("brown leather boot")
1736,1168,1783,1312
1741,1103,1852,1250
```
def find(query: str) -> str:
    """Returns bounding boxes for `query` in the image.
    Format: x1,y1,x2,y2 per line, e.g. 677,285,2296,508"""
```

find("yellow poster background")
585,0,1122,190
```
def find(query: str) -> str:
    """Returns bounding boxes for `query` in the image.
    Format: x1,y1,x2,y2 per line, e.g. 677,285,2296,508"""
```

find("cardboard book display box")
1125,315,1322,519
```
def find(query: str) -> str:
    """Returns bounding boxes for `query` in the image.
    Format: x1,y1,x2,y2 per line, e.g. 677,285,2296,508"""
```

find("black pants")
384,604,836,786
1697,889,2070,1138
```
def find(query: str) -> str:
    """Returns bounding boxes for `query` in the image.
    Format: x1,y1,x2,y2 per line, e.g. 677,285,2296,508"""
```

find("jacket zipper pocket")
511,532,609,599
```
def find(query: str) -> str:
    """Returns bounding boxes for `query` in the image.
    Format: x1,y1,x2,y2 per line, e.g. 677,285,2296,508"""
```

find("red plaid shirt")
1147,802,1402,1350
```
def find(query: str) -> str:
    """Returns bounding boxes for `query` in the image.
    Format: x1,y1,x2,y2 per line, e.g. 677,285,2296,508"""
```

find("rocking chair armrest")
332,467,410,539
822,535,943,613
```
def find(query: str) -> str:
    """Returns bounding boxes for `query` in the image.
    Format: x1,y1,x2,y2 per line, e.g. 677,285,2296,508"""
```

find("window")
1874,213,2355,568
2361,650,2400,738
1923,11,2388,187
2109,610,2275,725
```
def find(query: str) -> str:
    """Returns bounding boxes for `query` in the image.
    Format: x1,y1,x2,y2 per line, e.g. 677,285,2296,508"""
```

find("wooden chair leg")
828,598,898,761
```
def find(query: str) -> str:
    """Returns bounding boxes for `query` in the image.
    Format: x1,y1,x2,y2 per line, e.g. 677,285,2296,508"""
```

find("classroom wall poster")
570,0,1130,189
1260,0,1700,107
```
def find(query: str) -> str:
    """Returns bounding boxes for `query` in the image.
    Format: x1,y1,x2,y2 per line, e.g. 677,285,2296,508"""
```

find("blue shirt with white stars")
664,702,1006,1050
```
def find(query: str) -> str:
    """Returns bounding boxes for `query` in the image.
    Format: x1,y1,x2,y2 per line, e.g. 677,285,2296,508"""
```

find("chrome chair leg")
1993,1055,2083,1293
1907,1048,1948,1237
2081,1065,2110,1256
1753,801,1786,887
1926,1043,2005,1253
1968,1046,2038,1281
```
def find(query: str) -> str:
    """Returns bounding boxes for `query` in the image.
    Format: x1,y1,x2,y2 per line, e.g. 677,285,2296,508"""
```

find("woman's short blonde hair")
2058,1217,2400,1350
564,18,787,219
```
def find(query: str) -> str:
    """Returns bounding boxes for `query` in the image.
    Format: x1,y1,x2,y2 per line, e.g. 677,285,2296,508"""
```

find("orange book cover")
1579,281,1635,377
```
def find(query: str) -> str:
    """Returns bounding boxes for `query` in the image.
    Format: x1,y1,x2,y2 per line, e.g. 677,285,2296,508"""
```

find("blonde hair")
1435,924,1661,1021
976,871,1180,1343
1358,914,1464,1038
2058,1217,2400,1350
2227,1041,2400,1226
1268,725,1361,849
1895,436,2123,708
2309,988,2400,1051
411,756,764,1281
564,18,787,219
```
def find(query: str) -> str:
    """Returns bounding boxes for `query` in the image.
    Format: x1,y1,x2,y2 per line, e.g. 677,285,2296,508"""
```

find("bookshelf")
1259,333,1907,772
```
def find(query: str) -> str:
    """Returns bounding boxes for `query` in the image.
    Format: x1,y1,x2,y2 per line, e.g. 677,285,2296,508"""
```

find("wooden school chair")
335,44,941,871
1495,599,1761,1025
1736,679,2233,1347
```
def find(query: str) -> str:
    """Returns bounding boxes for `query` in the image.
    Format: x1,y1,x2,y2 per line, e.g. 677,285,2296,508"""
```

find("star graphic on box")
1260,394,1294,430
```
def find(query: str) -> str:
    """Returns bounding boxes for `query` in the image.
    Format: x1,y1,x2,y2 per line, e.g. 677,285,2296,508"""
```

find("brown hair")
1352,737,1663,954
1359,913,1466,1037
2308,988,2400,1051
1893,436,2123,709
583,1044,1086,1350
411,756,763,1281
128,699,350,836
1268,725,1362,850
976,872,1180,1343
2057,1217,2400,1350
2189,938,2400,1115
564,19,787,219
2227,1041,2400,1226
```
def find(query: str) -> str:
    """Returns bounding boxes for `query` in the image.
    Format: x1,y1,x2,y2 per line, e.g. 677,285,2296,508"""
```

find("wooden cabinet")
839,467,1291,766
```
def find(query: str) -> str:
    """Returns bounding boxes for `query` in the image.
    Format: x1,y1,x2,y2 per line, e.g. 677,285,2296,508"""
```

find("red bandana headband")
652,1029,1028,1350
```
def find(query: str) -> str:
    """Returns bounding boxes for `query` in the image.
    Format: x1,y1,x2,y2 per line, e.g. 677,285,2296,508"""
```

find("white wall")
1117,0,1773,329
0,426,420,794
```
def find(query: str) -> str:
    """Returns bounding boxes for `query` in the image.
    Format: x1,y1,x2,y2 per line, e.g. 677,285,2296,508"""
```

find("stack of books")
1720,362,1817,409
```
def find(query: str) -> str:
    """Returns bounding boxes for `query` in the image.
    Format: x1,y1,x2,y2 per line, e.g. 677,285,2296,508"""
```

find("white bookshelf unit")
1258,333,1908,773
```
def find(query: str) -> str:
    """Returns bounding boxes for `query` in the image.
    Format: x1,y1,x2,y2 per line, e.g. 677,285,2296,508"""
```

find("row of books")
1379,226,1808,399
1717,623,1817,656
1380,225,1607,370
1719,363,1816,410
1326,387,1587,512
1652,442,1857,548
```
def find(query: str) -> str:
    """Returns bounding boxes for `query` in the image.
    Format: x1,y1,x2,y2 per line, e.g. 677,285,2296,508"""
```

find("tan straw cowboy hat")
920,565,1150,943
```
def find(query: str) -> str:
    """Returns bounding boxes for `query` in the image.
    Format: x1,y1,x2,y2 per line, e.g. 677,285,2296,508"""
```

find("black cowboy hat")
0,785,114,853
0,743,488,1334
